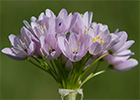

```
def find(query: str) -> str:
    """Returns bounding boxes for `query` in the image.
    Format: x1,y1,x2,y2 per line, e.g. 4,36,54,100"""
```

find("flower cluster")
2,9,138,89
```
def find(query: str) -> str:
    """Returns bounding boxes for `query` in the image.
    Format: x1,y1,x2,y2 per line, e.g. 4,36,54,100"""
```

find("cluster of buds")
2,9,138,89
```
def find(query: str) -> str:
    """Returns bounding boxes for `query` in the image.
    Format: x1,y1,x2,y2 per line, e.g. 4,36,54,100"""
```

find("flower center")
38,23,46,29
49,46,55,54
73,48,78,54
93,36,104,44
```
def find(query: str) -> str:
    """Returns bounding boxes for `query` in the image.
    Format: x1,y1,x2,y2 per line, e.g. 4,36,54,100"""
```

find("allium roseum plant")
2,9,138,100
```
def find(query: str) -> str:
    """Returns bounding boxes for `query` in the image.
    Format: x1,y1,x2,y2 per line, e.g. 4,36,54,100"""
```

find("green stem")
27,58,48,73
27,58,58,83
78,70,107,89
80,53,109,79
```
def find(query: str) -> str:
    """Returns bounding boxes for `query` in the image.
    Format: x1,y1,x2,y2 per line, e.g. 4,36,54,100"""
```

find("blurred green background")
0,1,139,100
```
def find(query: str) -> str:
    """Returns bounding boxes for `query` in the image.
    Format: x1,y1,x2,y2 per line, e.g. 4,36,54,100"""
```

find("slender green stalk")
27,58,58,83
54,57,66,88
80,53,109,79
27,58,48,73
79,69,108,88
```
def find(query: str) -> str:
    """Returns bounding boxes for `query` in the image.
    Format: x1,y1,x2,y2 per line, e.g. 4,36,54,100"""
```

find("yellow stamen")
81,14,83,17
97,36,101,39
85,28,89,32
74,48,77,50
24,37,26,40
79,42,81,45
22,38,24,40
22,43,25,45
97,41,100,43
43,23,45,29
38,24,40,27
50,46,52,49
93,37,96,42
101,40,104,44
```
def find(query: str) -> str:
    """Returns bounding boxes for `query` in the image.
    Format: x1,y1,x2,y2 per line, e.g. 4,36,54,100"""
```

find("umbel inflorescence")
2,9,138,89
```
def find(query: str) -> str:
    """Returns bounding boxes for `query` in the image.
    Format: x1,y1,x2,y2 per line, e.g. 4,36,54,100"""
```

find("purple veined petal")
114,49,134,57
94,43,103,55
23,20,31,29
88,12,93,26
107,55,130,65
106,37,119,50
94,24,100,36
91,22,97,28
31,21,38,29
69,13,78,30
58,8,68,18
89,42,102,55
37,17,50,30
89,42,97,55
79,43,88,57
45,32,57,48
46,50,56,60
27,42,36,56
110,31,128,52
113,59,138,72
23,20,38,41
69,33,79,51
45,9,56,18
55,42,61,56
20,26,31,45
98,23,108,32
79,34,90,56
82,11,88,27
12,46,28,56
88,28,95,39
38,12,45,20
30,16,37,22
116,40,135,53
99,29,110,38
55,17,67,33
71,13,84,34
81,34,90,47
57,36,69,58
34,26,43,38
102,34,112,50
13,35,26,50
39,36,45,48
114,28,119,34
65,13,72,31
69,53,82,62
9,34,16,46
2,48,26,60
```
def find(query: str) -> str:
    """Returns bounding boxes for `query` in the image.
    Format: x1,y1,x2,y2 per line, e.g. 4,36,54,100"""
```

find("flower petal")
28,42,36,56
113,59,138,72
9,34,16,46
2,48,26,60
116,40,135,53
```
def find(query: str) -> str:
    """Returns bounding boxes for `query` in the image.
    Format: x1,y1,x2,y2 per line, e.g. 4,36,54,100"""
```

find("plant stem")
79,68,109,88
93,61,101,73
80,53,109,79
27,58,58,83
64,92,77,100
